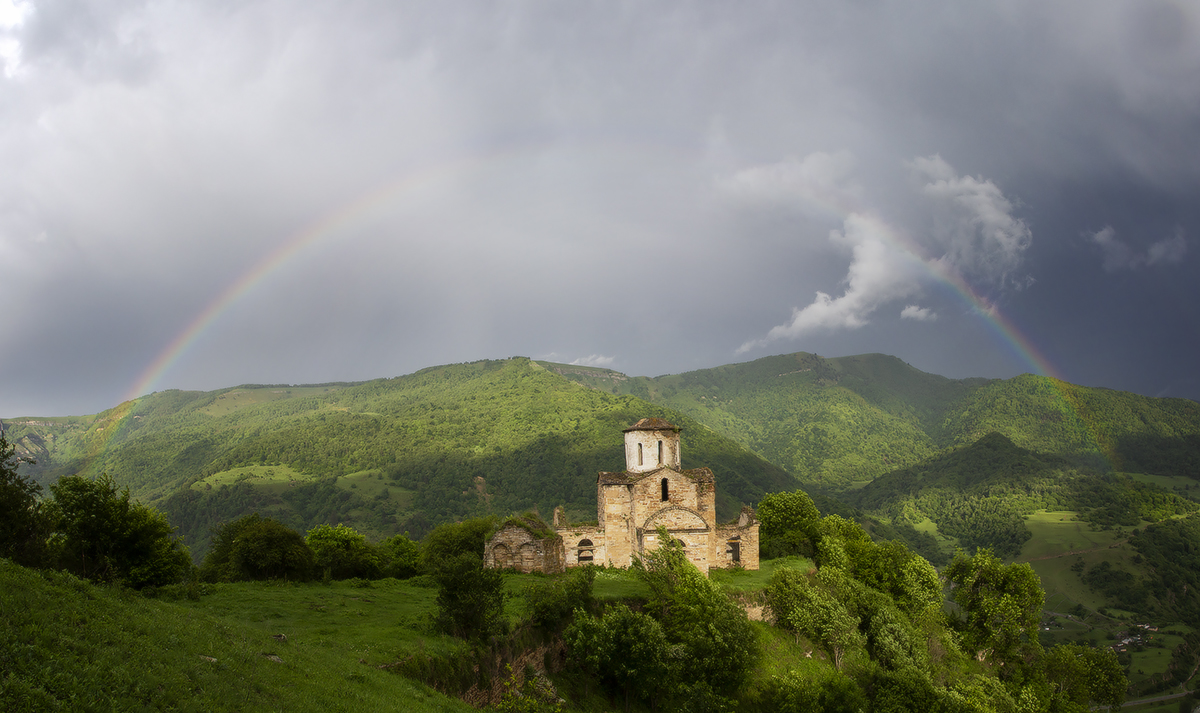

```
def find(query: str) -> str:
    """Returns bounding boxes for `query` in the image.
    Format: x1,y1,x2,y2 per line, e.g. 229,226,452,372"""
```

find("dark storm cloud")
2,0,1199,416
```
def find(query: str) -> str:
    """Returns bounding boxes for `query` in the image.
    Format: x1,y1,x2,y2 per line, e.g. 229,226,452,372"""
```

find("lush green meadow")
1,557,829,712
0,560,473,712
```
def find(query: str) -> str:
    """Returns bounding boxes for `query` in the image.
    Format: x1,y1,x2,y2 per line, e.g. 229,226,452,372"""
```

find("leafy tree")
941,675,1019,713
48,473,191,588
897,555,944,619
305,523,380,580
757,668,867,713
757,489,822,558
765,567,814,642
565,603,674,712
1042,643,1125,711
863,600,926,672
633,529,758,695
563,606,608,698
431,552,507,642
420,517,496,572
783,578,863,670
945,548,1044,673
0,432,52,566
378,532,420,579
525,565,596,629
200,513,314,581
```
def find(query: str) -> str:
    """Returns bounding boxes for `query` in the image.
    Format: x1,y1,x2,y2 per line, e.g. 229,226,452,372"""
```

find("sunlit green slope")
6,358,793,555
543,352,1200,487
0,559,471,712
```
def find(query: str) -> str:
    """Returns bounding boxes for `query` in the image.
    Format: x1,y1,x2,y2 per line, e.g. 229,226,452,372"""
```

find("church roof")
597,466,714,485
623,417,680,433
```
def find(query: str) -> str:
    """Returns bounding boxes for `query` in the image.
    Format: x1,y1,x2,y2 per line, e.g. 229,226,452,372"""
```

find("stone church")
484,418,759,574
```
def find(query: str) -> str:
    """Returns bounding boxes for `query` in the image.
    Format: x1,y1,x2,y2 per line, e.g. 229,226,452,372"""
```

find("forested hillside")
7,351,1200,559
543,352,1200,487
847,433,1198,558
5,358,793,556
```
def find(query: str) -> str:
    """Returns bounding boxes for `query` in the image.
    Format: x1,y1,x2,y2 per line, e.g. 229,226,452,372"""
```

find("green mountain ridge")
6,352,1200,560
541,352,1200,487
845,432,1199,558
5,358,795,556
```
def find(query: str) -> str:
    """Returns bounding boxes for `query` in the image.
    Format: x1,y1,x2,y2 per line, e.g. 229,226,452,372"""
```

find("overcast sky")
2,0,1199,417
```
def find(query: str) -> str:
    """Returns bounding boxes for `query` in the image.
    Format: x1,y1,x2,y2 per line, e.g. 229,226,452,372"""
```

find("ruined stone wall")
483,526,565,574
640,523,714,574
600,483,635,567
556,527,605,568
714,522,760,571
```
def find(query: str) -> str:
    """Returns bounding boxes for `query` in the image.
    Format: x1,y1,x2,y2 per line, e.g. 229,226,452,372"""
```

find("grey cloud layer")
1,0,1198,415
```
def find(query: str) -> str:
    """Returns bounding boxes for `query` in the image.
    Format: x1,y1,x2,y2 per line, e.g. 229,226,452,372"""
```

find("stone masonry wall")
600,483,635,567
714,522,760,571
628,469,714,529
483,525,565,574
624,429,681,473
558,527,605,568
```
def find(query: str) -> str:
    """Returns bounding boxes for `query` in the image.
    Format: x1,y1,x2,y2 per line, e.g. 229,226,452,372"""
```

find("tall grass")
0,560,472,712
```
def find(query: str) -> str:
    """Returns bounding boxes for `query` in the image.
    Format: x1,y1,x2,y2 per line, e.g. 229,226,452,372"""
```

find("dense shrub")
49,473,192,588
432,552,507,642
378,532,421,579
420,517,496,572
200,514,314,582
305,523,381,580
524,565,596,629
0,432,53,567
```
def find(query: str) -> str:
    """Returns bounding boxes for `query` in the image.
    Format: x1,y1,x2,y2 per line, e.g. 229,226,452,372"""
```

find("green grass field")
199,386,349,416
1015,510,1124,562
191,464,309,490
191,467,416,529
0,560,472,712
1125,472,1200,495
3,557,836,712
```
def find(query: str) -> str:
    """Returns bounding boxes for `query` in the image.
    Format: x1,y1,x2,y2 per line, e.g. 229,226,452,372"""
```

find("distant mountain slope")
5,358,794,555
8,352,1200,557
542,352,1200,487
846,432,1197,558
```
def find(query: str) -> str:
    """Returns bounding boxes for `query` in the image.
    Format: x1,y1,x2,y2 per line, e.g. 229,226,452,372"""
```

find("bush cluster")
1,433,191,589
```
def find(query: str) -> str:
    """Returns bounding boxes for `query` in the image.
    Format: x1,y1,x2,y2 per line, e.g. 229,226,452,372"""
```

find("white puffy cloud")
1091,225,1187,271
1091,226,1134,271
911,155,1032,287
737,212,924,353
0,0,31,78
901,305,937,321
737,154,1030,355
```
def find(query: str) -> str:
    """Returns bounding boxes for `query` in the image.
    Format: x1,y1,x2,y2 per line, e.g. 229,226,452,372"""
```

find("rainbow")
81,150,1119,473
78,149,508,469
